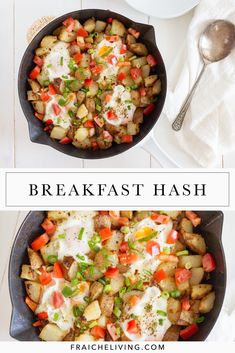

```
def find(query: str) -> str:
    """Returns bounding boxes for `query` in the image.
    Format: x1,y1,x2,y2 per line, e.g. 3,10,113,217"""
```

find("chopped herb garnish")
47,255,58,264
53,312,59,321
58,233,66,239
130,84,138,90
157,310,167,317
176,250,189,256
71,278,79,287
128,239,137,250
58,98,67,106
76,254,85,261
60,56,64,66
159,318,164,326
119,287,127,297
95,104,102,112
130,313,138,320
68,110,76,118
89,321,98,328
114,297,123,307
73,305,84,317
120,226,130,234
195,316,205,324
68,58,77,71
103,284,111,294
161,291,170,300
170,290,181,298
113,306,122,318
98,278,106,286
62,286,73,298
145,303,152,312
78,227,85,240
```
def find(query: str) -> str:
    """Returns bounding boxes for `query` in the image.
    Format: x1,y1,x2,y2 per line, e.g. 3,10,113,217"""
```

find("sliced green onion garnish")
96,104,102,112
120,226,130,234
161,291,170,300
73,305,84,317
157,310,167,317
98,278,106,286
53,312,59,321
176,250,189,256
58,233,66,239
113,306,122,318
195,316,205,324
129,55,137,61
71,278,79,287
47,255,58,264
84,296,90,303
62,286,73,298
89,321,98,328
60,56,64,66
163,247,171,255
159,318,164,326
103,284,111,293
78,227,85,240
170,290,181,298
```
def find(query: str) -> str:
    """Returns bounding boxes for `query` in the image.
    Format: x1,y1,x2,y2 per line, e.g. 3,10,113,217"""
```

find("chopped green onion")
103,284,112,293
170,290,181,298
185,262,192,270
89,321,98,328
125,277,131,287
96,104,102,112
114,297,123,307
47,255,58,264
138,231,158,242
157,310,167,317
58,233,66,239
43,80,50,87
113,306,122,318
60,57,64,66
120,226,130,234
62,286,73,298
176,250,189,257
119,57,124,62
47,64,52,68
84,296,90,303
161,291,170,300
130,84,138,90
53,312,59,321
163,247,171,255
130,313,138,320
195,316,205,324
78,227,85,240
128,239,137,250
98,278,106,286
68,58,77,71
159,318,164,326
76,254,85,261
71,278,79,287
88,48,94,54
129,55,137,61
58,98,67,106
119,287,127,297
73,305,84,317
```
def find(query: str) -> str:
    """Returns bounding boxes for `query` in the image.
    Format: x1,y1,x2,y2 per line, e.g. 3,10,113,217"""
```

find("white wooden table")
1,0,234,168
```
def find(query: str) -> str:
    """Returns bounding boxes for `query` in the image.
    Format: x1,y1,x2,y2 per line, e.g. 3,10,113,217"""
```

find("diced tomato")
39,270,52,285
127,320,139,334
166,229,179,244
175,268,192,285
157,253,179,263
84,120,94,128
99,211,109,215
146,240,160,256
31,233,49,252
202,253,216,272
107,54,118,65
48,84,57,95
53,262,64,278
139,87,146,96
129,295,140,307
128,28,140,39
34,112,44,121
52,103,61,115
120,241,129,253
37,311,48,320
77,27,88,37
85,42,92,49
130,68,141,79
105,94,112,103
91,64,104,75
29,66,40,79
117,61,131,67
181,298,191,311
107,110,117,120
143,103,155,115
107,323,120,341
52,291,64,308
151,213,170,224
91,141,99,150
33,56,44,67
94,116,104,128
41,218,56,235
99,227,112,241
105,267,119,278
107,17,113,24
45,119,53,125
84,78,93,87
118,217,129,226
41,92,50,102
89,59,96,67
25,296,37,312
106,35,119,42
59,137,72,145
120,44,127,54
91,325,106,339
121,135,133,143
180,323,199,340
103,130,113,141
117,72,126,81
153,269,167,282
119,252,138,265
185,211,201,227
109,211,120,220
63,17,75,32
32,320,43,327
73,52,83,63
146,54,157,67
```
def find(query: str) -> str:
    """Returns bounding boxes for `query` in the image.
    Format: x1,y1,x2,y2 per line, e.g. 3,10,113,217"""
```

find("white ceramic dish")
125,0,200,19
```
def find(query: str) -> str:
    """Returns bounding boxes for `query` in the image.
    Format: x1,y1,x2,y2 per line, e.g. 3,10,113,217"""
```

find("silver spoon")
172,19,235,131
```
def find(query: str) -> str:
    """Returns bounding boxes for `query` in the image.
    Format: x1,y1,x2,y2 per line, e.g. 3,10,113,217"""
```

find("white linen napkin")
164,0,235,167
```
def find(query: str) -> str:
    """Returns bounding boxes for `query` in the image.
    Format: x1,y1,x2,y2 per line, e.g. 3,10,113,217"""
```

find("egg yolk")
98,45,113,57
135,227,155,240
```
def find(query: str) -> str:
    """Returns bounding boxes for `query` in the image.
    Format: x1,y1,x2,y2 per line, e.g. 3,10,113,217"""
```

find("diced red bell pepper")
84,78,93,87
139,87,146,96
84,120,94,128
59,137,72,145
32,320,43,327
130,68,142,80
143,103,155,115
29,66,40,79
90,325,106,339
52,103,61,116
53,262,64,278
153,269,167,282
147,54,157,67
77,27,88,37
73,52,83,63
185,211,201,227
41,92,50,102
41,218,56,235
63,17,75,32
52,291,64,308
107,110,117,120
128,28,140,39
157,253,179,263
91,64,104,75
146,240,160,256
37,311,48,320
118,217,129,226
107,323,120,341
202,253,216,272
151,213,170,224
181,298,191,311
119,252,138,265
33,56,44,67
31,233,49,252
117,72,126,81
91,141,99,150
106,17,113,24
99,227,112,241
107,54,118,65
166,229,179,244
180,323,199,340
175,268,192,285
127,320,139,334
25,296,38,312
120,241,129,253
121,135,133,143
105,267,119,278
48,84,57,95
39,269,52,285
99,211,109,215
120,44,127,54
45,119,53,125
34,112,44,121
106,35,119,42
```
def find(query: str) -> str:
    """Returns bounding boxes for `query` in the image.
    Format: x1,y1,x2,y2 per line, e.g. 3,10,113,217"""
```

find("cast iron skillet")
18,9,167,159
9,211,226,341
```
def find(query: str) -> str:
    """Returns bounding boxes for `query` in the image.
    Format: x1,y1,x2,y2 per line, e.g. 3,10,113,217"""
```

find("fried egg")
121,286,171,341
43,42,71,81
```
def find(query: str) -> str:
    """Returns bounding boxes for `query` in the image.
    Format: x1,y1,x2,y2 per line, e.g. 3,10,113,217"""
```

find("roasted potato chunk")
191,284,213,300
27,247,43,269
130,43,148,56
163,325,180,341
83,300,101,321
183,233,206,255
20,264,38,281
39,324,66,341
90,281,104,300
167,298,181,324
40,35,57,48
99,294,114,317
111,19,126,36
199,292,215,313
84,18,96,33
25,281,43,303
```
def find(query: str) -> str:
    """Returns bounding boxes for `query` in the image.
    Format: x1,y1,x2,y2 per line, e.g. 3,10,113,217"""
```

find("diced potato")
59,29,77,43
36,71,49,87
123,75,135,87
144,75,158,87
105,230,123,251
25,281,43,303
84,266,103,281
52,26,64,36
89,81,99,97
191,284,213,300
132,56,147,68
120,211,133,219
85,97,95,113
111,19,126,36
158,277,177,292
167,298,181,324
95,20,107,32
130,90,140,106
73,19,82,31
20,264,38,281
179,310,198,325
40,35,57,48
99,294,114,317
77,91,86,105
35,47,50,56
133,107,144,124
190,267,204,286
90,281,104,301
163,325,180,341
74,127,89,142
98,314,107,328
50,126,67,140
173,240,186,253
76,103,88,119
39,324,66,341
199,292,215,313
141,64,151,78
126,34,136,45
32,101,45,115
67,261,78,280
183,233,206,255
94,214,111,231
152,79,161,95
157,262,177,276
133,211,151,221
27,90,40,101
177,279,190,292
62,256,78,281
47,211,69,221
75,333,95,341
110,274,125,294
129,43,148,56
127,122,139,135
80,53,91,68
165,211,183,220
84,18,96,33
27,247,43,270
178,255,202,269
83,300,101,321
28,79,41,93
180,218,193,234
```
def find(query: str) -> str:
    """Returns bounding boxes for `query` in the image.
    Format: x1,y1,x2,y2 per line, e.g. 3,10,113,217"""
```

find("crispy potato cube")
39,324,66,341
27,247,43,269
99,294,114,317
129,43,148,56
183,233,206,255
74,127,89,142
76,103,88,119
90,281,104,301
178,255,202,269
59,29,77,43
163,325,180,341
83,300,101,321
144,75,158,87
84,18,96,33
167,298,181,324
20,264,38,281
111,19,126,36
50,126,67,140
25,281,43,303
75,333,95,341
47,211,69,221
199,292,215,313
32,101,45,115
95,20,107,32
191,284,213,300
40,35,57,48
190,267,204,285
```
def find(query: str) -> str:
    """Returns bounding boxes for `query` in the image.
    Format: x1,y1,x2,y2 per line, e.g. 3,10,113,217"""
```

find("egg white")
43,42,71,81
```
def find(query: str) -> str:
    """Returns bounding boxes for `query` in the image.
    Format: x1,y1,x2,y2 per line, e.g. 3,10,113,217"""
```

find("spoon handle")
172,63,206,131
